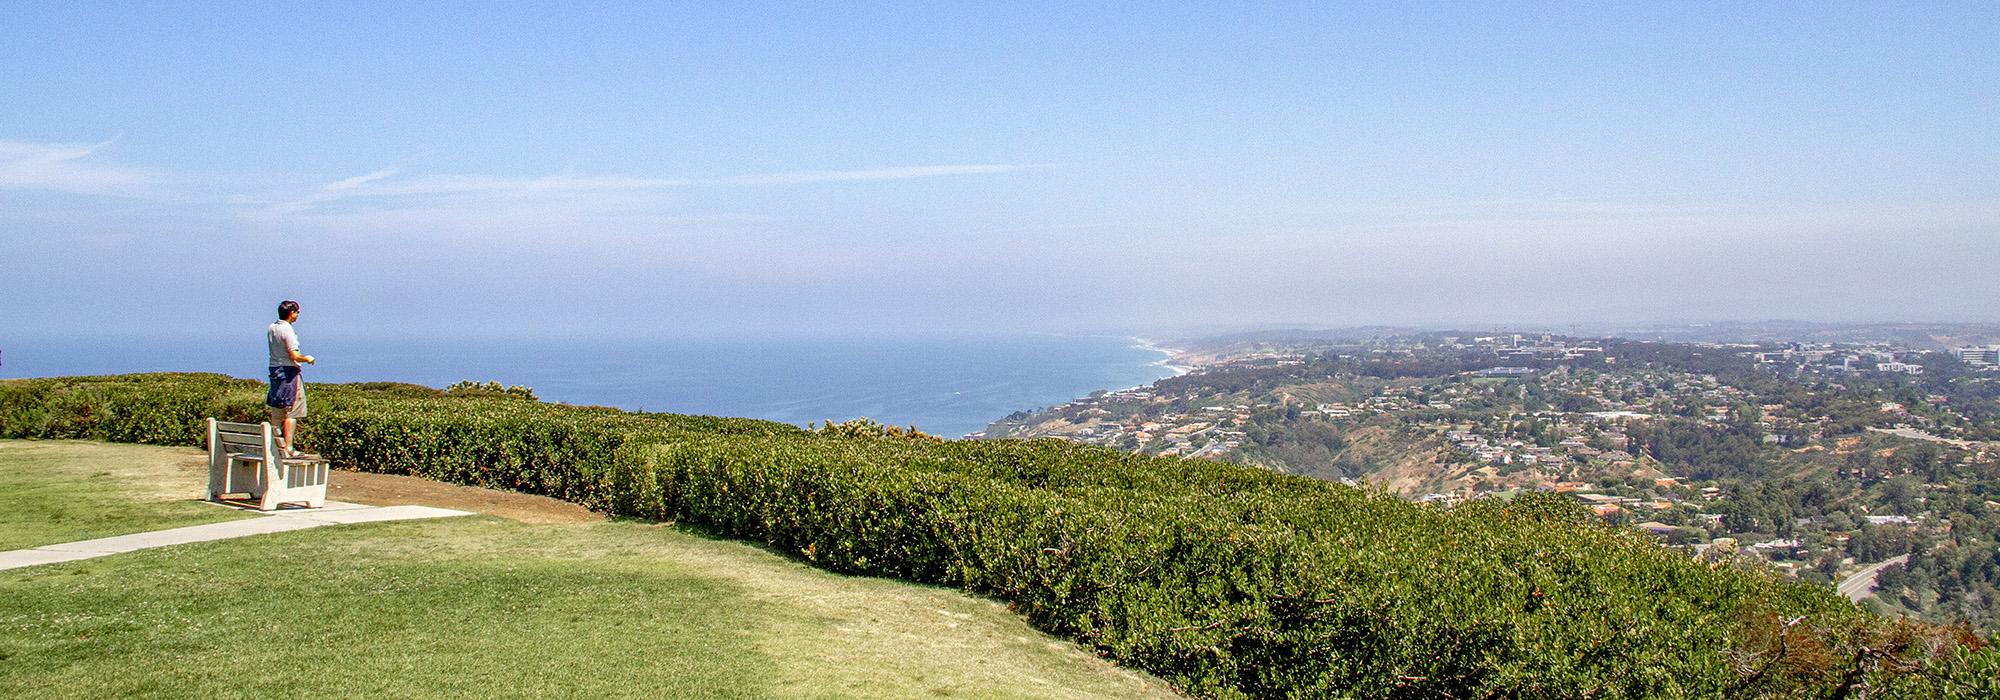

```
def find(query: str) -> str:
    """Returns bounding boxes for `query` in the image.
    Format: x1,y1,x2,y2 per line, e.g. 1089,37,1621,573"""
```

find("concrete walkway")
0,501,473,571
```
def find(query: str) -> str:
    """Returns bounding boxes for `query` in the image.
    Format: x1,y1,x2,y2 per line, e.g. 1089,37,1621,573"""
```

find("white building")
1958,346,2000,368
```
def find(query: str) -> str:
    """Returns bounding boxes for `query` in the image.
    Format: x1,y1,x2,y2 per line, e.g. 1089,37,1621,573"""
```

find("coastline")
964,337,1198,439
1132,337,1194,379
1114,337,1190,395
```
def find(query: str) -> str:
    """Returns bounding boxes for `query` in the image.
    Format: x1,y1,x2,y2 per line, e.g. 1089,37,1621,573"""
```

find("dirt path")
160,451,601,524
326,470,601,524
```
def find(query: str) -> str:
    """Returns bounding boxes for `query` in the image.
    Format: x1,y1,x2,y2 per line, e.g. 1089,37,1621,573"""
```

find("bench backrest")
210,419,274,457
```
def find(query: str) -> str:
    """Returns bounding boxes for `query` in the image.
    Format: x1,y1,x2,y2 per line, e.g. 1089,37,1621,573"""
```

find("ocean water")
0,333,1177,438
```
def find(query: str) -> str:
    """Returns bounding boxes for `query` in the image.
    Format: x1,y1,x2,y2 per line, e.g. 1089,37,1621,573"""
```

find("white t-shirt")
268,320,300,368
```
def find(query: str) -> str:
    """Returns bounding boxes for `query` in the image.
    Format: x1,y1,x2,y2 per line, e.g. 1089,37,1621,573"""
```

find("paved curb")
0,501,474,572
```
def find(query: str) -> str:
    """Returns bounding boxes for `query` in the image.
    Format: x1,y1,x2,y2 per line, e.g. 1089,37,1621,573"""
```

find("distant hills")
1170,321,2000,352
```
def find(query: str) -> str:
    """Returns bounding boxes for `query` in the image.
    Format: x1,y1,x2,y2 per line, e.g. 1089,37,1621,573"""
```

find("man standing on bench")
266,299,317,456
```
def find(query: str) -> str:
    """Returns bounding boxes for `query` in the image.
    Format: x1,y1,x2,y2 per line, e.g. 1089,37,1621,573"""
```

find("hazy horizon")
3,4,1994,339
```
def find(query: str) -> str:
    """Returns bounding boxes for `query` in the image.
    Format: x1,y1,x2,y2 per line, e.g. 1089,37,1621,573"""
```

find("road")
1866,426,1988,450
1836,554,1910,602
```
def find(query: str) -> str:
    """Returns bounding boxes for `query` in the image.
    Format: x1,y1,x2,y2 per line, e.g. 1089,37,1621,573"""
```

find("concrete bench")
206,418,328,510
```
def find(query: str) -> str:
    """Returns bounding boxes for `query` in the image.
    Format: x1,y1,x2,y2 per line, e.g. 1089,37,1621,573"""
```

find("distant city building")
1877,361,1924,375
1958,346,2000,368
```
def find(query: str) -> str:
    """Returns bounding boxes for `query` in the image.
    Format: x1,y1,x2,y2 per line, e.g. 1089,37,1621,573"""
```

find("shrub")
444,380,538,401
813,417,943,443
0,373,1988,699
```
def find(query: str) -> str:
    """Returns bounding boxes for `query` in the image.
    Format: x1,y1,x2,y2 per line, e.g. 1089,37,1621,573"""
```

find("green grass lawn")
0,441,258,550
0,442,1176,699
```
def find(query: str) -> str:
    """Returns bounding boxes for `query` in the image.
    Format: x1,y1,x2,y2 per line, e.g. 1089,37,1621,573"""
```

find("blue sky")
2,2,1994,338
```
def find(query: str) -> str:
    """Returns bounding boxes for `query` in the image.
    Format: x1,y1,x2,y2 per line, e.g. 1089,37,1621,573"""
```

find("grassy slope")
0,441,257,550
0,441,1177,700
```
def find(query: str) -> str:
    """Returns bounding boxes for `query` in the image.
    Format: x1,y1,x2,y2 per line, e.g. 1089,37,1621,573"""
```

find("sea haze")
0,333,1178,438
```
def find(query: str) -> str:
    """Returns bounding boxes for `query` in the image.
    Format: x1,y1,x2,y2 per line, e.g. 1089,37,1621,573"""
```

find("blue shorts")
267,365,301,408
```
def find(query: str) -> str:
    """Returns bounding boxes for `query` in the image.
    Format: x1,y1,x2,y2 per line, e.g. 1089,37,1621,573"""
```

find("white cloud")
713,163,1034,185
249,162,1034,218
0,139,157,196
255,169,691,216
358,173,691,197
323,167,400,192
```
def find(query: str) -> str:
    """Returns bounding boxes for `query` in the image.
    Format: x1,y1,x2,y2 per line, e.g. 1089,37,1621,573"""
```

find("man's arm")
283,327,315,365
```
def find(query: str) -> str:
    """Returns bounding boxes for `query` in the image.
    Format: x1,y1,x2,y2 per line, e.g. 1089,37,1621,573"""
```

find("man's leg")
268,406,293,451
266,408,281,450
287,383,305,455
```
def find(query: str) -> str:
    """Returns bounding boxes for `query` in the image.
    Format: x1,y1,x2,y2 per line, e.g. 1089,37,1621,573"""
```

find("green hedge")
1,374,1992,699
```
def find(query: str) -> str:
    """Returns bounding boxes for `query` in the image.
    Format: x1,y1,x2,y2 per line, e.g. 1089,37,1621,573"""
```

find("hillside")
2,374,1995,698
988,331,2000,636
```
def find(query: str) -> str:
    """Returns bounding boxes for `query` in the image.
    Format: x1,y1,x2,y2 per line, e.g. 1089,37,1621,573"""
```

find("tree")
1879,475,1923,515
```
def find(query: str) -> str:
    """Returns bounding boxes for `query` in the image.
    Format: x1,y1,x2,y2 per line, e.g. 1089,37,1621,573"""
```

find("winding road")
1836,554,1910,602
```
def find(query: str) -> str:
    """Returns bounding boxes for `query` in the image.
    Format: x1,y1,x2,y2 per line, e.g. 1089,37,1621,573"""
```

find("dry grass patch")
0,441,256,550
